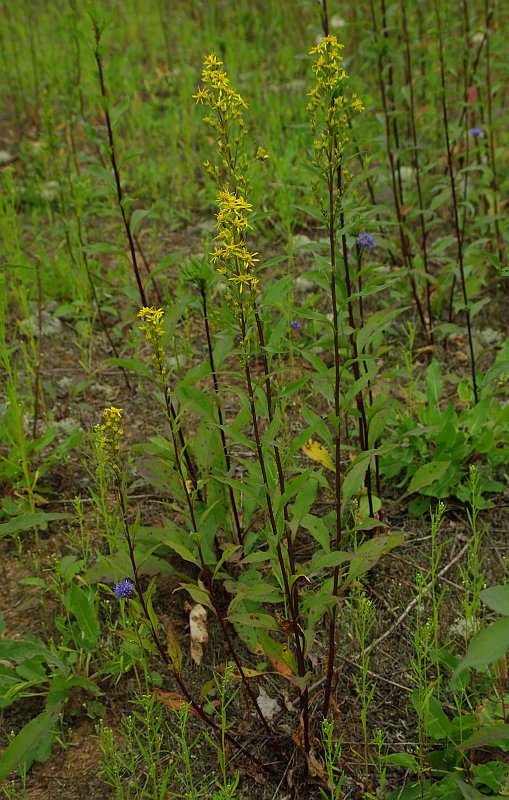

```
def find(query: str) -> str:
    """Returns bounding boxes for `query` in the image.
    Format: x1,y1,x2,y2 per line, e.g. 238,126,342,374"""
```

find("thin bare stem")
32,259,43,440
64,152,132,392
322,151,343,719
369,0,429,339
135,233,163,305
434,0,478,403
401,0,434,341
483,0,503,265
92,19,147,307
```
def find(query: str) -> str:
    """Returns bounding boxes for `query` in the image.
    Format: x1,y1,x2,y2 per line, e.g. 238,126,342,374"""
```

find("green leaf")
212,334,235,368
130,208,151,235
455,724,509,751
227,613,280,632
471,760,509,793
47,674,100,708
177,385,216,422
301,514,330,552
67,584,100,648
384,753,419,771
344,533,404,587
110,98,130,129
0,639,50,662
162,536,201,567
84,241,125,256
0,704,61,780
178,584,213,611
480,361,509,391
425,695,451,740
454,618,509,680
429,186,452,213
426,358,443,407
407,461,452,496
104,357,153,379
341,455,370,512
84,164,116,193
480,585,509,616
307,549,353,573
453,776,499,799
0,512,71,538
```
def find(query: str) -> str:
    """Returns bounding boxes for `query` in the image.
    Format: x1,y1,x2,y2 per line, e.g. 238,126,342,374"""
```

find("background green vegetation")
1,1,508,798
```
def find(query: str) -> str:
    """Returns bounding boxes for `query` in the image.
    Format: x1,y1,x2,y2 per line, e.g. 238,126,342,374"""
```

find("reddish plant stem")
320,0,329,36
483,0,503,265
401,0,434,341
200,285,243,544
369,0,429,339
116,483,207,721
115,479,269,769
355,249,382,504
160,375,271,735
238,305,309,753
134,233,163,305
338,165,373,517
459,0,472,247
447,0,474,321
253,307,296,571
434,0,478,403
92,19,147,308
380,0,404,208
322,149,344,719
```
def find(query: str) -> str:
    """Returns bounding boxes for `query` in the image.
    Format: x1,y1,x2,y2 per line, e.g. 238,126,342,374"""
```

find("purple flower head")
113,578,135,599
356,232,376,251
290,318,303,331
470,126,483,138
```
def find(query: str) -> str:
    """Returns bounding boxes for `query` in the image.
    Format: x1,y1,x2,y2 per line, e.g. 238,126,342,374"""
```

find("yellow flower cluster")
193,53,250,192
211,190,260,308
193,53,247,117
138,307,167,380
100,406,124,469
307,35,363,165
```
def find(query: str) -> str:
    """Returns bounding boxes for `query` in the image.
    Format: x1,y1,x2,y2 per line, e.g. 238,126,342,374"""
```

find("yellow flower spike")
308,35,363,170
138,307,167,382
100,407,125,470
138,306,165,343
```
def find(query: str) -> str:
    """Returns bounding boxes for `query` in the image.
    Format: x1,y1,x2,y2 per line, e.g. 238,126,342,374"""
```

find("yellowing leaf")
230,666,269,681
302,439,335,471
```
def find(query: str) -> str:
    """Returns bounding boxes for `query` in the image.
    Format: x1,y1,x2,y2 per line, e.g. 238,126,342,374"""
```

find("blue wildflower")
356,232,376,251
290,319,303,331
470,126,483,138
113,578,136,599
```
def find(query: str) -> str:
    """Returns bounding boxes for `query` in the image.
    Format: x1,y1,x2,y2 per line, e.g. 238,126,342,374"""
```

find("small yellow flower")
204,53,222,69
193,87,210,104
105,406,122,419
228,272,255,293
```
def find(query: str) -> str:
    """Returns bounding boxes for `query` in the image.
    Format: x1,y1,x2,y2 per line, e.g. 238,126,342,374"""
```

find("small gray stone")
20,311,63,338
